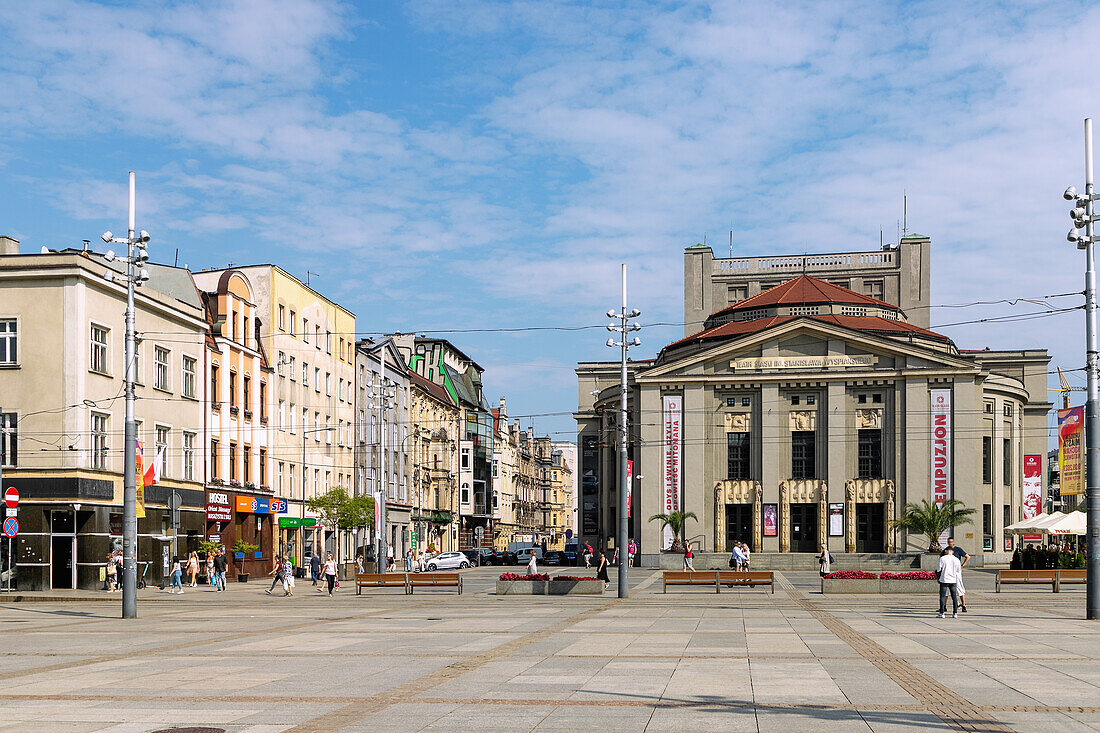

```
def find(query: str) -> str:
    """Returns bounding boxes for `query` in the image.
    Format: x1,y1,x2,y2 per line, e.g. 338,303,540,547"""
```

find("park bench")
716,570,774,594
996,568,1085,593
407,571,462,594
355,573,410,595
662,571,721,593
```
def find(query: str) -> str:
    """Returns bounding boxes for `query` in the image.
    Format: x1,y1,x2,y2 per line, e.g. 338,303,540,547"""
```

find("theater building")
576,274,1050,564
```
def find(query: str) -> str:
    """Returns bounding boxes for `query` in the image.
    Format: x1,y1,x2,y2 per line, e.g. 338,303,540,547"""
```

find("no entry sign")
3,488,18,509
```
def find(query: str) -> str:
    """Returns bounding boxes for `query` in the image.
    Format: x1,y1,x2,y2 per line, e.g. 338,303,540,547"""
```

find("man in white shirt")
936,547,963,618
730,543,745,571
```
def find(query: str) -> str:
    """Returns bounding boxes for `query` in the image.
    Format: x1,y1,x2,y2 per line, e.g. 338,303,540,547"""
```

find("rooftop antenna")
729,226,733,258
306,271,318,288
902,191,908,237
880,227,883,248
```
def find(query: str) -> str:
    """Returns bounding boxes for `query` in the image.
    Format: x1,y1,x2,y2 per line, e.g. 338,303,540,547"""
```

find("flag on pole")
143,444,163,487
135,441,146,519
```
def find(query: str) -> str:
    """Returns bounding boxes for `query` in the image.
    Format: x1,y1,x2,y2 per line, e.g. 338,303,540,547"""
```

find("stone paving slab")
0,568,1098,732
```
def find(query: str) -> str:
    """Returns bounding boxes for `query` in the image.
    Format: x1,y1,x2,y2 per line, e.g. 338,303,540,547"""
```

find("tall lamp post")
101,172,151,619
1067,117,1100,620
606,264,641,598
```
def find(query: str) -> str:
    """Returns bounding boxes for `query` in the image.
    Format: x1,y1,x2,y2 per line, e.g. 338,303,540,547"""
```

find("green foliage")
648,511,699,553
231,539,259,555
888,499,976,552
198,540,220,555
305,488,377,532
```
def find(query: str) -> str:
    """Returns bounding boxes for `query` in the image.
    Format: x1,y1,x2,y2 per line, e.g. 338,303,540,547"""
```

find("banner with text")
1058,406,1084,497
1022,454,1043,541
662,395,682,551
929,389,952,546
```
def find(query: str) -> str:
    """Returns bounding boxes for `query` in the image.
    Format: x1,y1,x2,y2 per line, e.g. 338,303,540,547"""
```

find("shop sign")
206,491,233,522
235,495,271,514
270,498,288,514
278,517,317,529
109,513,123,536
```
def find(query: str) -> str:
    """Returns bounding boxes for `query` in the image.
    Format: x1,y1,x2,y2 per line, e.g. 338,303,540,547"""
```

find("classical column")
761,383,781,550
844,479,856,552
818,482,829,551
714,485,726,553
753,483,763,551
779,480,790,552
826,381,847,552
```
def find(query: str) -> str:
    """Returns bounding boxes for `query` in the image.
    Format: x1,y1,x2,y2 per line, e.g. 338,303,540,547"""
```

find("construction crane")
1048,367,1084,409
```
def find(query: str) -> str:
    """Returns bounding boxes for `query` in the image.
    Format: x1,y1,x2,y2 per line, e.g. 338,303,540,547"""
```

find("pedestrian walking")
596,550,610,590
266,555,284,595
115,551,124,589
946,537,970,613
282,555,295,597
310,552,322,586
355,553,364,575
105,551,117,591
213,548,228,592
683,544,695,571
818,545,832,576
187,551,199,587
322,552,337,596
936,546,963,618
628,539,637,567
584,542,593,568
405,550,413,572
205,552,215,586
527,550,538,576
169,557,184,594
387,545,395,572
740,542,751,570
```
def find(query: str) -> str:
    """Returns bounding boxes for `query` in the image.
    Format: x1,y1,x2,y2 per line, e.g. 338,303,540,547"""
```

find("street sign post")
2,516,16,593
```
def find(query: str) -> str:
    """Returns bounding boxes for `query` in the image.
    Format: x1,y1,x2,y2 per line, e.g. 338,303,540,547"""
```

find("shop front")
278,515,316,573
204,488,282,579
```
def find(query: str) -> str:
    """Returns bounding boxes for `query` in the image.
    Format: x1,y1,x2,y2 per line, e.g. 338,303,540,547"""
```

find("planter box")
496,579,604,596
822,577,939,594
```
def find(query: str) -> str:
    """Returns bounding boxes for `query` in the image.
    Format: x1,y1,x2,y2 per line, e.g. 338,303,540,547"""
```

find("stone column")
714,485,726,553
826,382,847,553
761,383,781,551
779,481,790,552
844,480,857,552
753,484,763,551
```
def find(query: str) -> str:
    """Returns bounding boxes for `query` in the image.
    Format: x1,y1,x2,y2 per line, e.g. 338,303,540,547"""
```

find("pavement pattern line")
3,691,1095,716
280,599,619,733
775,572,1014,733
0,599,441,683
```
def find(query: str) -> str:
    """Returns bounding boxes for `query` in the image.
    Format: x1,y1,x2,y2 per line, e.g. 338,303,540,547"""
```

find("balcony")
244,410,253,421
229,406,239,416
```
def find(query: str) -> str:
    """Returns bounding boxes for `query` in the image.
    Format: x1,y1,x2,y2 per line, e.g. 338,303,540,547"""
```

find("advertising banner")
581,435,599,536
661,395,682,550
626,459,633,518
234,495,271,514
135,441,146,519
205,491,232,522
1022,454,1043,541
1058,407,1084,497
929,389,952,547
829,503,844,536
763,504,778,537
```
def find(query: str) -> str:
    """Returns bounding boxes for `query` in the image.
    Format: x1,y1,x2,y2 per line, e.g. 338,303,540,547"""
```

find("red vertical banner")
135,441,146,519
1022,454,1042,541
1058,407,1084,497
626,459,633,518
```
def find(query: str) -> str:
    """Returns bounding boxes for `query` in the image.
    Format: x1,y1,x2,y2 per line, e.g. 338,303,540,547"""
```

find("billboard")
1022,454,1043,541
661,395,682,551
929,389,952,547
1058,407,1084,497
580,434,599,536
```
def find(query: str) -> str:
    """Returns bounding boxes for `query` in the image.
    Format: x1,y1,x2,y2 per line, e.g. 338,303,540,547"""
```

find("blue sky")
2,0,1099,442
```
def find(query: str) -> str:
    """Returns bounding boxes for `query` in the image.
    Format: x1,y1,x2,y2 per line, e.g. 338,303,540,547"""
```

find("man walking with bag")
946,537,970,613
213,548,228,592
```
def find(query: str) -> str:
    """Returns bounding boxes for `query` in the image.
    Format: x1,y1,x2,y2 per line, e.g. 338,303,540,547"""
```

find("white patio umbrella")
1043,511,1087,536
1005,512,1050,535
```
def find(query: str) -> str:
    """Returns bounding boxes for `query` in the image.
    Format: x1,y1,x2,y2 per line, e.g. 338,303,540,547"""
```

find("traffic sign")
4,487,18,509
5,507,16,518
3,517,17,537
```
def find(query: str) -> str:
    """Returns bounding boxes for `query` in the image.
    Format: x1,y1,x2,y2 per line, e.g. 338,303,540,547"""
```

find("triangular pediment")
638,318,975,381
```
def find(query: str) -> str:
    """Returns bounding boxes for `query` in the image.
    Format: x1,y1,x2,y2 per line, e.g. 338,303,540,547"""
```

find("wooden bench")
662,571,719,592
996,569,1085,593
355,573,409,595
407,571,462,594
716,571,774,594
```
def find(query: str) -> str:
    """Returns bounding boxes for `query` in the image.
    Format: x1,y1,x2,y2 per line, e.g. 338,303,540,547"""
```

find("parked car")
543,550,568,566
478,550,517,565
425,551,471,571
514,547,544,565
562,545,579,565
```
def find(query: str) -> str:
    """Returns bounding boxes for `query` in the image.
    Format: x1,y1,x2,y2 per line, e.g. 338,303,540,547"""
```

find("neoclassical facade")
576,275,1050,561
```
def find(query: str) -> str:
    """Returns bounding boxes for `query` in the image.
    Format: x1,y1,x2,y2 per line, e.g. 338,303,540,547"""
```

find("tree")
305,489,377,565
889,499,976,553
648,511,699,554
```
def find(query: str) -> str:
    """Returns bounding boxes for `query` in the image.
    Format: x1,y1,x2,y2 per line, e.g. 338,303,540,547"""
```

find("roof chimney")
0,235,19,255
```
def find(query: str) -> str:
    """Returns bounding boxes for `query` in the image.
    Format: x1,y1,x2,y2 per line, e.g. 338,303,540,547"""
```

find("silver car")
425,551,470,571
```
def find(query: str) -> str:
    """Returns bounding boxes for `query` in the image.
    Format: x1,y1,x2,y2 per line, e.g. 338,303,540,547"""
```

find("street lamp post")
1067,118,1100,619
101,172,151,619
606,264,641,599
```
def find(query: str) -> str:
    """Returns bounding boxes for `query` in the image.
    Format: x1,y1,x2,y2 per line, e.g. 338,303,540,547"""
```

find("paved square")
0,568,1097,732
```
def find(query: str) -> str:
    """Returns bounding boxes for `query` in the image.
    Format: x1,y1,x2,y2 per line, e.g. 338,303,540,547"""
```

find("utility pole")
1067,118,1100,620
606,264,640,598
102,172,151,619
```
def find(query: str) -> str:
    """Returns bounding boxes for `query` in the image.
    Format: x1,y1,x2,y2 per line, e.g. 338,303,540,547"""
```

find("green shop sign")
279,517,318,529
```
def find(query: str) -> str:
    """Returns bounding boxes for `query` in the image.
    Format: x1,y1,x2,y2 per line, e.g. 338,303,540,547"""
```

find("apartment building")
409,371,460,553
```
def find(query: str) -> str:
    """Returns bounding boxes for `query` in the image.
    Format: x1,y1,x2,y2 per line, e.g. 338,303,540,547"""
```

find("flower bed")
880,571,936,580
496,573,604,596
822,570,938,595
825,570,878,579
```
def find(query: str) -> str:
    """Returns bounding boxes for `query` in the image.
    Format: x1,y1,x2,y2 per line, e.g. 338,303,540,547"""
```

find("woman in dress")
526,550,538,576
818,544,832,576
205,551,216,586
186,551,199,587
596,550,610,590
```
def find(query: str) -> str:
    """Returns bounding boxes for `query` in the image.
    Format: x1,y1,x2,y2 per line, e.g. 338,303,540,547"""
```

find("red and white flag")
143,445,164,487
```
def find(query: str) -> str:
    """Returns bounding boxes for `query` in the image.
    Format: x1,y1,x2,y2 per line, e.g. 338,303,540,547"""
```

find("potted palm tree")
648,511,698,554
889,499,976,553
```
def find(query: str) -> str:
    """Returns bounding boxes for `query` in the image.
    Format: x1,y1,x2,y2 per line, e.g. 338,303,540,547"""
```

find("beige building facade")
408,371,461,554
0,242,207,589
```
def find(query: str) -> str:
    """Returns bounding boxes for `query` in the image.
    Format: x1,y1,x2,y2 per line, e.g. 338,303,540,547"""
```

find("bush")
825,570,878,579
880,571,937,580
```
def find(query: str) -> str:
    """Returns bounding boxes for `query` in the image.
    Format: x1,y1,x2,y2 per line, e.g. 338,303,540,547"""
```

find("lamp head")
101,231,113,243
103,250,116,262
606,309,617,318
630,337,641,347
1069,228,1081,243
628,309,640,318
605,338,615,348
138,230,150,243
1064,186,1078,201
